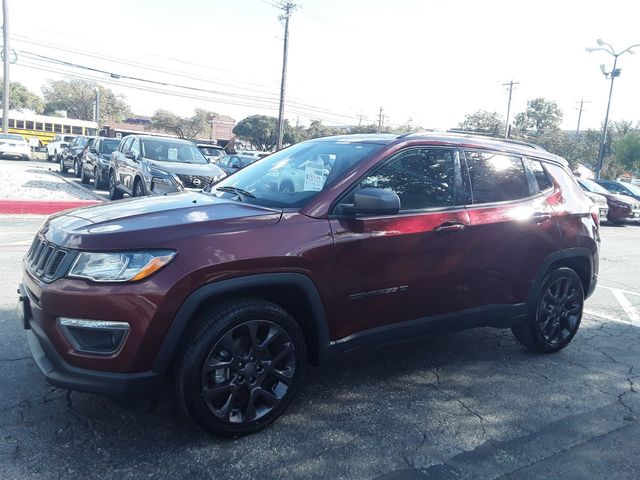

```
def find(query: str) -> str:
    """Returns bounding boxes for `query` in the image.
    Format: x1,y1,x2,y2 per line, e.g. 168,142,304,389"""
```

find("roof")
313,132,567,165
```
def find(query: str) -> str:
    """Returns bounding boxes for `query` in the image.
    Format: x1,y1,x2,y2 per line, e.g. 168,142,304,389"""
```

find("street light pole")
2,0,10,134
587,40,640,179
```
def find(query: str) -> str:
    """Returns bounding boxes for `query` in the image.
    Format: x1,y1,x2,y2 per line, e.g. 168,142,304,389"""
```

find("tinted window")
600,181,625,194
121,137,133,152
526,159,553,191
358,148,456,210
130,138,141,158
465,151,530,204
141,139,208,164
101,139,120,154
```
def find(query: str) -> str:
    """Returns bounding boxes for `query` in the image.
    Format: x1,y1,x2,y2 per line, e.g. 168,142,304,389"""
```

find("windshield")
142,140,208,164
78,137,89,147
580,179,610,195
101,139,120,155
63,136,75,142
211,139,384,208
621,182,640,195
0,133,24,141
199,146,225,157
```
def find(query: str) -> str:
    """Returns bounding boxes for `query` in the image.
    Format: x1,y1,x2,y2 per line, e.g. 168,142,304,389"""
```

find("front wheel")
80,163,90,184
512,267,584,353
59,155,68,173
74,159,82,178
174,297,306,437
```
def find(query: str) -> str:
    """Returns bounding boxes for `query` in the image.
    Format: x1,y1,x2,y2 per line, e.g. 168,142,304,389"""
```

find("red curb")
0,199,101,215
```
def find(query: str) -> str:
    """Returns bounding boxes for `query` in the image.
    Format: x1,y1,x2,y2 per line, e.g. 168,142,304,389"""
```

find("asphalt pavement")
1,217,639,480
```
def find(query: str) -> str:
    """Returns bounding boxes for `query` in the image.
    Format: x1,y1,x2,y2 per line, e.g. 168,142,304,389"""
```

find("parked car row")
577,178,640,224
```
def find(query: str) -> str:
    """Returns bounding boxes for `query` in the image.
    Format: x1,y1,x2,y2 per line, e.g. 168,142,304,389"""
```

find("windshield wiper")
216,186,256,202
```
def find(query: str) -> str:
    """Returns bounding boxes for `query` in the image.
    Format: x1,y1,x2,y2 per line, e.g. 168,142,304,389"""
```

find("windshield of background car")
200,147,225,157
78,137,89,147
63,136,75,142
621,182,640,196
0,134,25,141
580,179,611,195
211,139,384,208
142,140,208,164
101,139,120,155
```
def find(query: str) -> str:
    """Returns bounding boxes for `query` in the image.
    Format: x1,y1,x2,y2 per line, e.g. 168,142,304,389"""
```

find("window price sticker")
303,160,326,191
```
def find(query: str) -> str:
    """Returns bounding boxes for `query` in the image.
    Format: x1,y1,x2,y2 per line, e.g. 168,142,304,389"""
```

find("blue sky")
4,0,640,130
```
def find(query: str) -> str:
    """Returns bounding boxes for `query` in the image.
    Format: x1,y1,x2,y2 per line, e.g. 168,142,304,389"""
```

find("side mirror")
124,150,137,160
353,188,400,215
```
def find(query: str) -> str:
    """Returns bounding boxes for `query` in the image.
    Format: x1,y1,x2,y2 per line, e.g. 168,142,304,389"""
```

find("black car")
596,179,640,202
60,136,95,176
215,154,258,175
80,137,121,189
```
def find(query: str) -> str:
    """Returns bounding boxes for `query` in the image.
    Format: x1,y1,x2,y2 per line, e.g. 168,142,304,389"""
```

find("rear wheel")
59,154,68,173
95,168,108,190
74,159,82,178
174,297,306,437
109,171,123,200
512,267,584,353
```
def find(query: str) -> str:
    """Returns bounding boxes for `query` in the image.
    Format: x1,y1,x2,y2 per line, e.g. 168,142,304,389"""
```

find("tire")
512,267,584,353
279,180,294,193
95,168,108,190
46,152,52,161
109,171,124,200
80,163,90,184
133,179,146,197
59,155,68,173
174,297,306,437
74,159,82,178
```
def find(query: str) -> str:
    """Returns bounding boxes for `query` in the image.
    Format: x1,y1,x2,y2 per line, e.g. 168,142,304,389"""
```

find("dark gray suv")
109,135,227,199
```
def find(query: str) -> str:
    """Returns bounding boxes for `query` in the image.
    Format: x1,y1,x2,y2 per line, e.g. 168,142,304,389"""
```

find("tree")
514,98,562,134
150,108,217,140
0,81,44,113
612,132,640,173
458,110,504,136
42,79,130,122
233,115,298,150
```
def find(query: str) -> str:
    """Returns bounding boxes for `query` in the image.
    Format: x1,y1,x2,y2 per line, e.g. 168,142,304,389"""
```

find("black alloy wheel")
512,267,584,353
175,297,306,437
201,320,296,425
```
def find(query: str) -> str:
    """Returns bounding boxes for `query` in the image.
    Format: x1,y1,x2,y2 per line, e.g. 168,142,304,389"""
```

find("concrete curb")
0,199,101,215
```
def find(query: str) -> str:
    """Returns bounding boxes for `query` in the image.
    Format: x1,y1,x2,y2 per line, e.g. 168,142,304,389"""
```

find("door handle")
531,213,552,224
435,222,466,233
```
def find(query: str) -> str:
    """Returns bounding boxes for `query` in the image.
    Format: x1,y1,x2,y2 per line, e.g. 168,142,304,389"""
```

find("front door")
328,147,469,341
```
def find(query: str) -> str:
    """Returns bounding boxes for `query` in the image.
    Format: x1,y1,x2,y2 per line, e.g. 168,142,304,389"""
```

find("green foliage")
612,132,640,173
232,115,298,150
150,108,217,140
514,98,562,134
42,79,130,122
458,110,504,136
0,81,44,113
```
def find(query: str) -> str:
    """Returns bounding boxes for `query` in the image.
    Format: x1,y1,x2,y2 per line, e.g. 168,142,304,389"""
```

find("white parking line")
610,288,640,326
584,309,631,325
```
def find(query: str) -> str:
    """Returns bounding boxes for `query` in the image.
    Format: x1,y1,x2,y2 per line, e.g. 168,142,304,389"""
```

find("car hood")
583,191,608,206
605,193,638,206
146,159,224,177
43,192,282,250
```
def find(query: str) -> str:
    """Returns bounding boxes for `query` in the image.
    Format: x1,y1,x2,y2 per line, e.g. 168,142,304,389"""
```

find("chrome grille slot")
46,250,67,277
36,246,54,274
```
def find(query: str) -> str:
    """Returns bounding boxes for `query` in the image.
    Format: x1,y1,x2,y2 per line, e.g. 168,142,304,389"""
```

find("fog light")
58,318,129,354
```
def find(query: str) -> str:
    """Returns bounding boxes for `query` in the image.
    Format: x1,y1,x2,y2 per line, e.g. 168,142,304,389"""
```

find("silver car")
108,135,226,200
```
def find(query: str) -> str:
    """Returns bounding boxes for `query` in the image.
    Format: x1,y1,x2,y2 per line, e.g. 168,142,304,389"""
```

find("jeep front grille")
26,237,69,281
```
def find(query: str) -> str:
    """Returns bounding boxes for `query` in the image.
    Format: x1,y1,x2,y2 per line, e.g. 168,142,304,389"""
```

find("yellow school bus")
0,111,98,147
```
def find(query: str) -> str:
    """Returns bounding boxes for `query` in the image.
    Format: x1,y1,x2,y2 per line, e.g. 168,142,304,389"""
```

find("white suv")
46,134,76,162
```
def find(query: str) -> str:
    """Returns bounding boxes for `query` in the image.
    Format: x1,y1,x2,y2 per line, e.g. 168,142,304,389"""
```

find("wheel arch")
527,248,595,306
153,273,331,376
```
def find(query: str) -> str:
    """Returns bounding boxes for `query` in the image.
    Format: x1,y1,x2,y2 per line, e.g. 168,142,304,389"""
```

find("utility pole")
502,80,519,139
377,107,384,133
275,2,297,151
2,0,10,134
575,99,590,136
94,87,100,124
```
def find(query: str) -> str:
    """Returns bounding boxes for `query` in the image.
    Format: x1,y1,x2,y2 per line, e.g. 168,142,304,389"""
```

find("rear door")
460,150,561,310
328,147,470,340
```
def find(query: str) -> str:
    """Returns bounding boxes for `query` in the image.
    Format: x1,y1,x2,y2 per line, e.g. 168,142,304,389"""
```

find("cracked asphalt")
1,217,639,479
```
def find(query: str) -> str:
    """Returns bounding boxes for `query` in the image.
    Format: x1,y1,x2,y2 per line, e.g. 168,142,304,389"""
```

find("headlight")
149,167,175,186
68,250,176,282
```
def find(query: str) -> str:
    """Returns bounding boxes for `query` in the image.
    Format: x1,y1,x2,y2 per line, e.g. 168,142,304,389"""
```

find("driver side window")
355,148,457,211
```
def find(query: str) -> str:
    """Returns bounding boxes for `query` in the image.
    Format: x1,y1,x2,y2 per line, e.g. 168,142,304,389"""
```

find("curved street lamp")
586,39,640,179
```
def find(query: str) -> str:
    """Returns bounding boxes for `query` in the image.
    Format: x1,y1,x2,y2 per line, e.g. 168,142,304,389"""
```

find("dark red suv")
18,133,599,436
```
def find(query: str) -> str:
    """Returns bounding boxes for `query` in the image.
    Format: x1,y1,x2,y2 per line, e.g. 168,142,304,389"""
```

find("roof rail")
445,129,547,151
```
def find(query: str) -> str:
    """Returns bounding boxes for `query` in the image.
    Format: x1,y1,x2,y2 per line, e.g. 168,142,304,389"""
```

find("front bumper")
0,146,30,157
19,282,161,395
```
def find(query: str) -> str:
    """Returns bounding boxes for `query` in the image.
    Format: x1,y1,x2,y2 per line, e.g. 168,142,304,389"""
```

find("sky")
3,0,640,131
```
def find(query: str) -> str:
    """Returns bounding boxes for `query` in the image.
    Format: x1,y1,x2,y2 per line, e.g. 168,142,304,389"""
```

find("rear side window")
526,158,554,191
465,151,530,204
358,148,457,210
